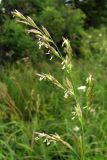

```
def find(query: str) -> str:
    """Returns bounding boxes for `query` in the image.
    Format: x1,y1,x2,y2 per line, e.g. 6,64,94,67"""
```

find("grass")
0,10,107,160
0,58,107,159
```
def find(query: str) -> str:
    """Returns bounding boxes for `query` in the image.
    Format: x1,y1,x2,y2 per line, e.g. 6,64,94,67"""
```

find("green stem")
80,120,85,160
68,70,85,160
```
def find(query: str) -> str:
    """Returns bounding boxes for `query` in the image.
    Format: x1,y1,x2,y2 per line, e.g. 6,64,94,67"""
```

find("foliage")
61,7,86,36
80,27,107,58
0,1,107,159
39,7,65,43
75,0,107,27
0,54,107,159
0,19,44,63
2,10,105,160
1,0,107,62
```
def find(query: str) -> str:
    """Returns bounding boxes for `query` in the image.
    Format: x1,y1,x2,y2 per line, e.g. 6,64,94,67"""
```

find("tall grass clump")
11,10,107,160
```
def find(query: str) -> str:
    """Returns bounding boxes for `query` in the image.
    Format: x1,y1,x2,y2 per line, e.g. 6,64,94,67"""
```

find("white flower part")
86,74,93,83
35,137,40,141
72,111,76,115
38,41,44,49
99,33,102,37
45,44,48,48
88,35,92,39
61,61,66,70
50,56,53,60
38,43,42,49
64,92,68,99
83,106,87,109
39,77,44,81
62,40,65,47
46,50,50,54
61,61,65,65
71,116,75,120
62,65,65,70
43,139,46,143
37,132,45,138
73,126,80,132
47,141,51,146
77,86,86,92
2,8,5,13
38,74,45,81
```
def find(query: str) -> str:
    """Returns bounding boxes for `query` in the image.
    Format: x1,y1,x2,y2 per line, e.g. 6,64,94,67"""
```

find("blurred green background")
0,0,107,159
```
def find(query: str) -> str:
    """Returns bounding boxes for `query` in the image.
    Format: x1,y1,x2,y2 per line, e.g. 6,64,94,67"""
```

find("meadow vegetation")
0,1,107,160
